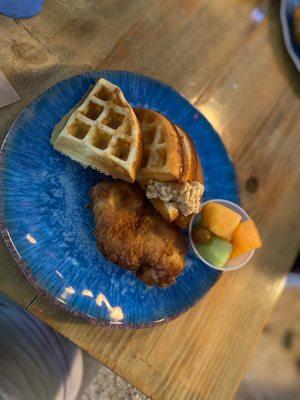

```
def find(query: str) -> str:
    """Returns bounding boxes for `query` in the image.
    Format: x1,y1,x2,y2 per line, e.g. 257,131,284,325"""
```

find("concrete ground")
78,284,300,400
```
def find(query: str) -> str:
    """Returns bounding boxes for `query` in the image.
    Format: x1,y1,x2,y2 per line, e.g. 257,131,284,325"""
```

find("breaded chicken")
90,181,186,286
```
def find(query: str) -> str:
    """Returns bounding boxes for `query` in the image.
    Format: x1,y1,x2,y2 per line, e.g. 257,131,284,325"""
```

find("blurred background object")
0,294,83,400
280,0,300,70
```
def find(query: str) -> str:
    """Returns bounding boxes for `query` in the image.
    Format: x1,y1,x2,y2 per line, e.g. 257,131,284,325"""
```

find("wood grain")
0,239,37,307
0,1,300,399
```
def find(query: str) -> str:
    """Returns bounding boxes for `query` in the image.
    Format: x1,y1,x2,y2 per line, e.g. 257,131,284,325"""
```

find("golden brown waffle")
134,109,183,184
174,128,203,227
143,124,204,226
174,213,191,229
150,198,179,223
174,127,203,227
176,126,199,182
51,78,142,182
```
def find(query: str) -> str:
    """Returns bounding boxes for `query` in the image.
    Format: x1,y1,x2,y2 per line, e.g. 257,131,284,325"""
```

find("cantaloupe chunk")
230,219,262,259
201,202,241,241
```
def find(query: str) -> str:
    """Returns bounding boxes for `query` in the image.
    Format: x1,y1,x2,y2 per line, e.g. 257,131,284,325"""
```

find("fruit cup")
189,199,255,271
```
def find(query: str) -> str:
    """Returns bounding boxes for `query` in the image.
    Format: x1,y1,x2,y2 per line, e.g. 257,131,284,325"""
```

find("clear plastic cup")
189,199,254,271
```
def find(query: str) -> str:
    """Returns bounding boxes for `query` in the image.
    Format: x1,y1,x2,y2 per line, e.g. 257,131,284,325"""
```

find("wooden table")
1,1,299,399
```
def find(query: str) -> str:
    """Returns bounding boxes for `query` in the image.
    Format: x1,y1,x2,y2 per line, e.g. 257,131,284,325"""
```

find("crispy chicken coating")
90,181,186,286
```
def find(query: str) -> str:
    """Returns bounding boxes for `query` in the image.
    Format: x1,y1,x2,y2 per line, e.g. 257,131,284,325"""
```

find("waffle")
150,198,179,223
174,129,203,227
134,109,183,184
143,124,204,226
176,126,200,182
175,127,203,227
51,78,142,182
195,153,203,182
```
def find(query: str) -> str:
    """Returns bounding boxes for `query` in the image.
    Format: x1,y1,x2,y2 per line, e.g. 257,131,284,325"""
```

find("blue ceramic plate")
0,0,45,19
0,71,238,328
281,0,300,71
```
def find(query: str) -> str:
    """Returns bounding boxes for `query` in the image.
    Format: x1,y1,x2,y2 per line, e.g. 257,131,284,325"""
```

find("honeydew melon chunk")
196,236,232,268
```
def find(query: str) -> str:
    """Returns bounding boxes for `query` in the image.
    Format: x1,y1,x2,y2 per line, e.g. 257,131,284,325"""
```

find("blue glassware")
0,0,45,19
0,71,239,328
281,0,300,71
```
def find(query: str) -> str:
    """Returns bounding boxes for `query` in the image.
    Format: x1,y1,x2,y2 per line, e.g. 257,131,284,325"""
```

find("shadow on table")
28,293,143,334
268,0,300,97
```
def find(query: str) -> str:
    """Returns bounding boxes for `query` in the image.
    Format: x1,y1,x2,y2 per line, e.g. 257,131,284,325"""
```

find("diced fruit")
192,227,212,244
201,202,241,241
230,219,262,259
195,236,232,268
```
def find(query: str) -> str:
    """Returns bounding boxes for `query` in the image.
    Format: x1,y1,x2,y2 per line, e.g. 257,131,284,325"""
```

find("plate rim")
0,70,235,329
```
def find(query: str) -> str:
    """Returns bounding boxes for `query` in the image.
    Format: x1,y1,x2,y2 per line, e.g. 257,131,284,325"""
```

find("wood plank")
0,16,67,135
0,16,66,307
13,0,262,98
0,0,262,136
0,1,299,399
0,239,37,307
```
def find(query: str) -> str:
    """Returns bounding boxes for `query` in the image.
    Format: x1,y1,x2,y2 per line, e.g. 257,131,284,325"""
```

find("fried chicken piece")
90,181,186,287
